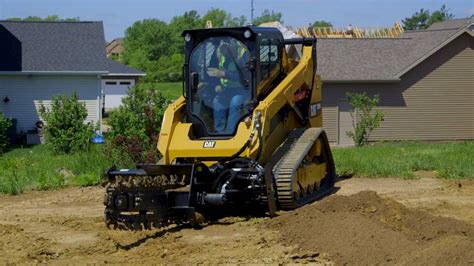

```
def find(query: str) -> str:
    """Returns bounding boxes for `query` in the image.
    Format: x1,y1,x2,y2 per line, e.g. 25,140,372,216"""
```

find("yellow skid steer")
103,26,335,230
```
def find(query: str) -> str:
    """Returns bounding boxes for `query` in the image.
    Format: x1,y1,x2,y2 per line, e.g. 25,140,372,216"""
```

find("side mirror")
191,72,199,92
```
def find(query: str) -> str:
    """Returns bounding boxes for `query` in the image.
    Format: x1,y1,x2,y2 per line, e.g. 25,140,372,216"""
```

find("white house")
0,21,144,133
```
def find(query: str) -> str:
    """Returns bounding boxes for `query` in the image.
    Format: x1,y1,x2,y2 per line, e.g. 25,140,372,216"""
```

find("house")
0,21,144,133
106,38,124,59
318,18,474,145
102,58,145,111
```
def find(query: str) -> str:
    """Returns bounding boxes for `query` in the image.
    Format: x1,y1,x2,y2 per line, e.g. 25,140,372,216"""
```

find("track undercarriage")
103,128,335,231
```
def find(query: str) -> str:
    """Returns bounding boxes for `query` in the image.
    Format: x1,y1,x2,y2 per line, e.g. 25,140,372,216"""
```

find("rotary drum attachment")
103,164,205,230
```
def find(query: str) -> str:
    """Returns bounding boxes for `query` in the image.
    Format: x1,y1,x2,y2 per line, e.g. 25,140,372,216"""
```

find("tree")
312,20,333,28
428,4,454,26
226,15,247,27
122,19,177,82
346,92,384,146
7,15,80,22
169,10,202,53
202,8,231,27
201,9,247,27
402,9,431,30
252,9,283,25
170,10,202,32
121,9,249,83
402,5,454,30
156,53,184,82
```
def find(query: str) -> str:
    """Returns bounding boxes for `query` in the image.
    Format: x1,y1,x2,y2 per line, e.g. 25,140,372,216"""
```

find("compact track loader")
103,26,335,230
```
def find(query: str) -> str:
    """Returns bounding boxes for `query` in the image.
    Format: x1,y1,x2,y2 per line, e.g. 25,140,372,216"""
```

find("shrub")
346,92,385,146
39,92,94,154
107,83,170,167
0,113,12,154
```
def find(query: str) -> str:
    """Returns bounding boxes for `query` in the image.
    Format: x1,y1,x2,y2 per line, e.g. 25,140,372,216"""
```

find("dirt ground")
1,177,473,265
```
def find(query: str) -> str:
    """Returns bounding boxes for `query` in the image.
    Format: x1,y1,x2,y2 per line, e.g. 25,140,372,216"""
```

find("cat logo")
203,141,216,148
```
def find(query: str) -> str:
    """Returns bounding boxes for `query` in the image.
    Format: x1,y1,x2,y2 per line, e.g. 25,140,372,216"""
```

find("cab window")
189,37,252,135
258,38,282,86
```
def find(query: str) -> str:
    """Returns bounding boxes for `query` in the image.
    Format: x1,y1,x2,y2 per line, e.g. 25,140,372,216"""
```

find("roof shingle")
428,17,472,30
0,21,143,75
317,18,472,82
105,59,145,75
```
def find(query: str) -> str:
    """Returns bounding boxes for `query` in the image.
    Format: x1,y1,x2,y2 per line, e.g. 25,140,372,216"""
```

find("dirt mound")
2,179,474,264
267,191,474,265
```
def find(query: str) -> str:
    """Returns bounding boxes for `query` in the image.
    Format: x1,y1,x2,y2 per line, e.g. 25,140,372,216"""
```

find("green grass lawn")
0,144,112,195
154,82,182,100
332,141,474,179
1,141,472,195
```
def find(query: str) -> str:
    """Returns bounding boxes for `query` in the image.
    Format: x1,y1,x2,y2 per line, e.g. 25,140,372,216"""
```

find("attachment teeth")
104,173,189,230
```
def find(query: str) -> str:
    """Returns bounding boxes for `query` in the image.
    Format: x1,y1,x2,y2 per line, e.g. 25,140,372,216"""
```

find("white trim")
102,73,146,77
97,74,102,131
0,71,108,76
0,71,146,77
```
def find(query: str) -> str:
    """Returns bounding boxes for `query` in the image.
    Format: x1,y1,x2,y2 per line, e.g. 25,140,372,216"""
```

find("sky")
0,0,472,41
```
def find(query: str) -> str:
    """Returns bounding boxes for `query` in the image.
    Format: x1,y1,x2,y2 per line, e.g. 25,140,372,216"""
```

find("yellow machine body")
158,45,323,167
104,27,335,230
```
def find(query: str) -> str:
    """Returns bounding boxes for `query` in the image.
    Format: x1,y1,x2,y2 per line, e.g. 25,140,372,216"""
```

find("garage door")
338,100,354,145
103,80,134,110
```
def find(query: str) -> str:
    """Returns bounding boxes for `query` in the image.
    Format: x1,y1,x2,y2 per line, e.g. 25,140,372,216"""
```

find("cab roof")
181,26,282,38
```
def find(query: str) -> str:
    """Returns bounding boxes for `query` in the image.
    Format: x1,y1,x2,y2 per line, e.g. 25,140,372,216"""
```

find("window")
189,36,251,135
259,38,281,81
105,81,117,85
119,81,131,85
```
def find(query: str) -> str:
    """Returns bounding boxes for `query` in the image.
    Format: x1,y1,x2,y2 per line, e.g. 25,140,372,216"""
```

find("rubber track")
275,127,325,210
262,129,305,204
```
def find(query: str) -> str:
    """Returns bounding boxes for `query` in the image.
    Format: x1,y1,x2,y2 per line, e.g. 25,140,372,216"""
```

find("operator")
207,42,250,134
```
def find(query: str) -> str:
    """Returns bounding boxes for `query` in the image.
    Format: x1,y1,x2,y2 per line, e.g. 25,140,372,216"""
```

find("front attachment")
103,164,211,230
103,159,268,230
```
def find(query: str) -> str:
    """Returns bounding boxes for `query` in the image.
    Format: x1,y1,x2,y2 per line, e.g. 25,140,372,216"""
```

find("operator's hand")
197,82,207,90
207,68,225,78
215,85,223,93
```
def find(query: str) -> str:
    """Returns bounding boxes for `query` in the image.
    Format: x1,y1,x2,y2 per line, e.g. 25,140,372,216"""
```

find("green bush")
0,113,12,154
39,92,94,154
107,83,170,167
346,92,385,146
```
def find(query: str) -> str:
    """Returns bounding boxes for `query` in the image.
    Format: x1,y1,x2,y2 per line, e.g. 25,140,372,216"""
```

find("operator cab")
183,26,286,138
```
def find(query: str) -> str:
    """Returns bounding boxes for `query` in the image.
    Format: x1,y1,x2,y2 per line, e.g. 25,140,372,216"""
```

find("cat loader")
103,26,335,230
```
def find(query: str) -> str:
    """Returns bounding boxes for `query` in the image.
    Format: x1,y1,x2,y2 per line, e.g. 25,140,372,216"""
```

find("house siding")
322,32,474,143
0,75,100,132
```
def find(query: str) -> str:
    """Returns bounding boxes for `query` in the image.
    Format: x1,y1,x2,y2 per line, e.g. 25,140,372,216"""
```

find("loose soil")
267,191,474,265
1,177,473,264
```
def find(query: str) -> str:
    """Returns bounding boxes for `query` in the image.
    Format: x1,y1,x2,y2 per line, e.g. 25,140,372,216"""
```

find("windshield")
189,36,251,135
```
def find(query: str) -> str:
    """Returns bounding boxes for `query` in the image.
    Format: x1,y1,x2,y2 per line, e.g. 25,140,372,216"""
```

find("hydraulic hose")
219,112,262,163
213,168,236,191
221,133,254,162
